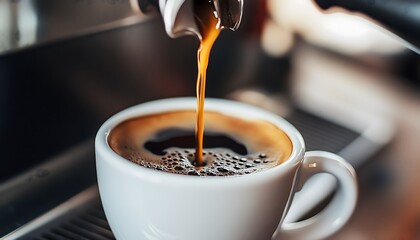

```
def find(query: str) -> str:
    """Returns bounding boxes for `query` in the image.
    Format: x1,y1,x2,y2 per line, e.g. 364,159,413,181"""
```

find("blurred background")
0,0,419,239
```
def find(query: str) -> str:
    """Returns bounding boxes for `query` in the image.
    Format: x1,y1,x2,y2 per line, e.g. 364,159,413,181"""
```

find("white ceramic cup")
95,97,358,240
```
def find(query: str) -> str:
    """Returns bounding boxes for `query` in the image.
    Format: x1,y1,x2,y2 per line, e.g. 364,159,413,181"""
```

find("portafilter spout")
139,0,243,39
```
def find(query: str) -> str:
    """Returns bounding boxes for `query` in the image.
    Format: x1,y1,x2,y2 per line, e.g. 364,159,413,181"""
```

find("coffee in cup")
108,110,292,176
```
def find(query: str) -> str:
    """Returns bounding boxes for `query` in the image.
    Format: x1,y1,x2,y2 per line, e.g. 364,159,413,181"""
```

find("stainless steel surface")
2,186,100,240
0,0,157,56
212,0,243,31
0,140,96,236
0,0,244,55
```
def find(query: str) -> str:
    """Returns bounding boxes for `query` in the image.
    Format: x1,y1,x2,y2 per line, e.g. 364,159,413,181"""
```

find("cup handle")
274,151,358,240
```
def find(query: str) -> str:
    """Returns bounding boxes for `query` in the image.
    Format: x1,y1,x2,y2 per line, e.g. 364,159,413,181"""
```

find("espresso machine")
0,0,418,55
0,0,418,239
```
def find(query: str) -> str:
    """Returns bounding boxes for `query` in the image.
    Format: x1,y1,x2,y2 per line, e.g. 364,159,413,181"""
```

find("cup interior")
96,97,305,181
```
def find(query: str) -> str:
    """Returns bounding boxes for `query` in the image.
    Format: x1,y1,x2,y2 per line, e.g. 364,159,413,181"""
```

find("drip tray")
6,187,114,240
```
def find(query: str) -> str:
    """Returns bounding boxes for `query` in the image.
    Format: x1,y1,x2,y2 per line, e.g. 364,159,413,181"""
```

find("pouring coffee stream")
141,0,244,165
193,1,221,165
140,0,419,164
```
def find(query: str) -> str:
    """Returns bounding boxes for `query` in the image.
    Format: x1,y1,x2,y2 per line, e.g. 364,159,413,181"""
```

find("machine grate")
17,201,115,240
286,109,360,153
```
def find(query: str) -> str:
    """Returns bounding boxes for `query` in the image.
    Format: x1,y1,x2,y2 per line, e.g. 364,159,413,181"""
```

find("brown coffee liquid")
108,111,292,176
194,0,221,165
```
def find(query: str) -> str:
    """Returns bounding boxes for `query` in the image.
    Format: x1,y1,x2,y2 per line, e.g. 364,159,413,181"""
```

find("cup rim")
95,97,305,184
